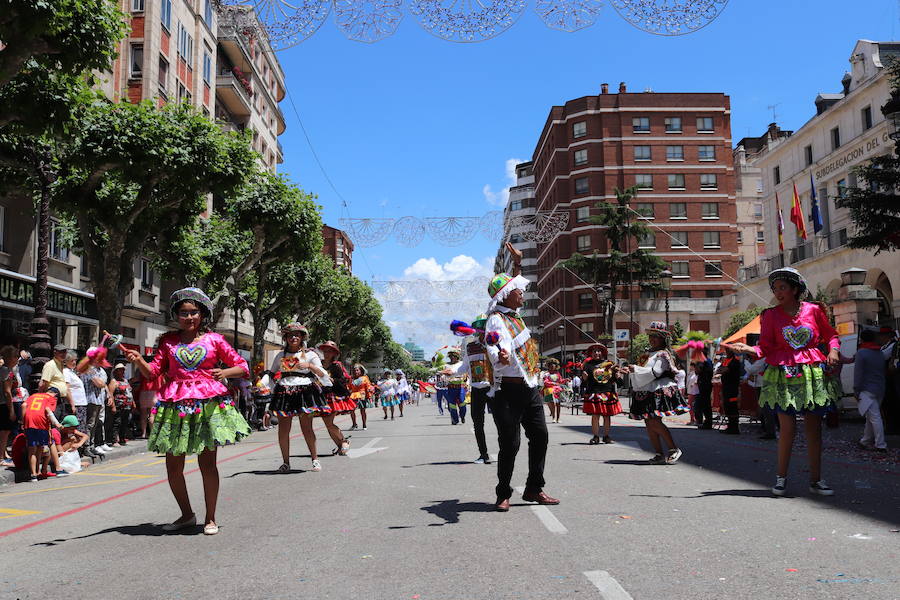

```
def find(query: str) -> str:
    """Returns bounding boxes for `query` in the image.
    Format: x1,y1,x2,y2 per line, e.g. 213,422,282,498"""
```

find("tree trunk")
27,157,53,392
250,308,268,369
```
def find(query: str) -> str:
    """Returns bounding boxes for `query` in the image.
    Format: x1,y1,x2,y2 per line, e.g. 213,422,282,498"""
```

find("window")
862,105,873,131
638,233,656,249
158,56,169,95
640,288,657,299
508,198,522,211
670,203,687,219
635,174,653,189
573,121,587,138
701,202,719,219
635,203,654,218
666,146,684,161
804,145,813,167
578,293,593,310
665,117,682,132
696,117,714,132
574,149,588,166
177,82,187,103
698,145,715,161
773,166,781,185
580,322,595,335
703,231,720,248
831,126,841,151
667,174,685,189
0,206,5,252
634,145,651,161
574,177,589,195
673,290,692,298
736,230,743,244
132,0,145,11
508,233,523,243
632,117,650,133
161,0,172,30
753,203,763,218
140,259,154,290
837,178,848,198
576,206,591,223
705,290,724,298
49,220,69,261
704,261,722,277
203,52,212,85
204,0,214,25
671,261,689,277
670,231,688,247
129,44,143,78
177,22,194,63
700,174,718,189
756,230,765,243
577,235,591,252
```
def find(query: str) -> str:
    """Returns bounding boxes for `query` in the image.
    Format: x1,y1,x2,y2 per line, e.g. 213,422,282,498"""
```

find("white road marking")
347,437,386,459
515,486,568,534
583,571,633,600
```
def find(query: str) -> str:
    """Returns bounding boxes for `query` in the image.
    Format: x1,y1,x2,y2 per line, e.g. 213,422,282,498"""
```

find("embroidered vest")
466,340,493,384
496,312,540,377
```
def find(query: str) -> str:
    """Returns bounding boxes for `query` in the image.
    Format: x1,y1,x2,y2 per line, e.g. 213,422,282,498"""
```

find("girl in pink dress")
125,287,250,535
751,268,840,497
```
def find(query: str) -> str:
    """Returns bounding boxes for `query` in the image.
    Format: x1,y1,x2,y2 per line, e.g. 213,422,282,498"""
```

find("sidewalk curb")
1,441,153,487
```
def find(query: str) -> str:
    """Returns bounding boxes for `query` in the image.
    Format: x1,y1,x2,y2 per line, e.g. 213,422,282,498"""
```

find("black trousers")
695,388,713,427
470,387,490,458
488,382,548,500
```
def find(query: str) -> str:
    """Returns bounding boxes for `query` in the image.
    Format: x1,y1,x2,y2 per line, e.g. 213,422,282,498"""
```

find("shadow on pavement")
226,468,308,477
31,522,200,545
420,499,497,525
402,460,475,468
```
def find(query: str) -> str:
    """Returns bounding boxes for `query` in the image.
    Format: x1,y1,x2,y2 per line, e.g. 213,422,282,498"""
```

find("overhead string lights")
339,210,568,247
215,0,729,46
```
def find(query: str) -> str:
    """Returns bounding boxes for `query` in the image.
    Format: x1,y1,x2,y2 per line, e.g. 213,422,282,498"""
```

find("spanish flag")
790,182,807,241
774,191,785,251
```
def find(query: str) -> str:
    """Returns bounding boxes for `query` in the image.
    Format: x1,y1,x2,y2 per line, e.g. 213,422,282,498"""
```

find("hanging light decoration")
215,0,331,50
609,0,729,36
409,0,527,42
534,0,603,32
334,0,404,43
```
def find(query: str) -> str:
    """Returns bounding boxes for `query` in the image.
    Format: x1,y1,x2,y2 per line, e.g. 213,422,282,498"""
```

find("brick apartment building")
321,225,354,271
532,83,739,359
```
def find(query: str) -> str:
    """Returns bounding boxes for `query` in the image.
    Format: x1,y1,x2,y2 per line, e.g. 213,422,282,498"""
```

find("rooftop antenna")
767,102,781,122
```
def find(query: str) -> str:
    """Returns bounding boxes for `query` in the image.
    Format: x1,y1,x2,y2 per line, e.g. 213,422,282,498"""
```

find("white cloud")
482,157,523,207
403,254,493,281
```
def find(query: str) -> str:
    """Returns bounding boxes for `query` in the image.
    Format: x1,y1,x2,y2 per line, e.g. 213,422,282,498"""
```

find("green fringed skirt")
148,396,251,456
758,364,835,415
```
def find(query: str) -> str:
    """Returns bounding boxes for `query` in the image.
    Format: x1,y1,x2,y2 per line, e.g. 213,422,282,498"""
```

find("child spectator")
22,387,62,481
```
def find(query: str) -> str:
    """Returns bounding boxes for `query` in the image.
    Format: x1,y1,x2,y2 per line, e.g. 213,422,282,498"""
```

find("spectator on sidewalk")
694,359,714,429
39,343,70,417
56,414,89,454
22,387,62,481
77,351,109,457
716,346,743,435
63,351,89,449
743,353,772,438
0,346,19,466
686,363,699,426
134,361,161,439
855,329,888,452
17,349,32,392
108,364,134,446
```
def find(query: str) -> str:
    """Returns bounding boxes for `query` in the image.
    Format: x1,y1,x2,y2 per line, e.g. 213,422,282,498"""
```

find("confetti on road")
848,533,872,540
618,515,633,519
361,555,373,559
807,537,816,541
786,569,798,572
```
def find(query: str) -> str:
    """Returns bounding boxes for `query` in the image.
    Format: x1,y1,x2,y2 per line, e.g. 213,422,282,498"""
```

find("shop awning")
723,315,761,344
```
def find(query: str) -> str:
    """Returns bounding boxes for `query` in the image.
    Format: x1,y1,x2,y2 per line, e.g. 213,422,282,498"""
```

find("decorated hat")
281,322,308,337
170,287,214,319
395,369,404,376
646,321,670,338
447,346,462,357
86,345,111,368
471,313,488,330
545,357,560,368
317,340,341,355
585,343,608,358
768,267,808,295
487,273,530,312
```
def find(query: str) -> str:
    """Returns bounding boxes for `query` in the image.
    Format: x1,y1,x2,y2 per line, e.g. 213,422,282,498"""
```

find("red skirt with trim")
322,390,357,415
582,392,622,416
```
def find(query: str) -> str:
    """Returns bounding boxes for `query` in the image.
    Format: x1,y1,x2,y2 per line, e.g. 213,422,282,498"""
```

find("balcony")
788,241,814,265
216,71,252,117
276,140,284,163
217,24,254,73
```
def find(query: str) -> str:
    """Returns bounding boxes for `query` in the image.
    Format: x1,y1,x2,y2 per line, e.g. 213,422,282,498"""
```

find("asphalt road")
2,400,900,600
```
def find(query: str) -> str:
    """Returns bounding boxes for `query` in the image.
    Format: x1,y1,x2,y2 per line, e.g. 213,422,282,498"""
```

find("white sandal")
311,459,322,472
203,522,219,535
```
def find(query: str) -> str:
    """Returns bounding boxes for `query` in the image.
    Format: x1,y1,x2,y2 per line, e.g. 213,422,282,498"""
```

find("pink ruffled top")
755,303,839,367
146,332,249,402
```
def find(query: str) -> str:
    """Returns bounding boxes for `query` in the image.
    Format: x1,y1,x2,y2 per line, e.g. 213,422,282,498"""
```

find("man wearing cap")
39,343,69,416
484,242,559,511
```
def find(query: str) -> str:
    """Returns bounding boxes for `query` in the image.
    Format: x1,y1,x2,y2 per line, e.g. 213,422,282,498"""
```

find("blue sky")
274,0,898,355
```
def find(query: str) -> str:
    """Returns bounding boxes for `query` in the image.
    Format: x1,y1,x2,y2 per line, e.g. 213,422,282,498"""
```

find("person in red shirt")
22,387,62,481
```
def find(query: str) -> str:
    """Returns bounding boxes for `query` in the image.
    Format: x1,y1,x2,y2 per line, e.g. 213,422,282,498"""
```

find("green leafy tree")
48,100,256,333
723,306,764,339
559,186,668,337
627,333,651,365
670,321,686,344
0,0,126,90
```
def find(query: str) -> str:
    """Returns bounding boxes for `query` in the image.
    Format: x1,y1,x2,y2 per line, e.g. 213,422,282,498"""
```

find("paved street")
2,402,900,600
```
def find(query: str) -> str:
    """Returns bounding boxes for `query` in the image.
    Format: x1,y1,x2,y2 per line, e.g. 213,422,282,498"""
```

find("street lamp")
558,323,565,364
881,89,900,153
840,267,867,286
659,269,673,330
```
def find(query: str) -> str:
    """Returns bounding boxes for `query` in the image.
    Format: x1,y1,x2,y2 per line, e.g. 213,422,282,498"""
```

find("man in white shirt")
484,243,559,512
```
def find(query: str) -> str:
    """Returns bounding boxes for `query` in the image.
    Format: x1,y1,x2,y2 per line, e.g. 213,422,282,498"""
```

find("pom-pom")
450,320,476,337
484,331,500,345
219,403,226,409
178,412,186,418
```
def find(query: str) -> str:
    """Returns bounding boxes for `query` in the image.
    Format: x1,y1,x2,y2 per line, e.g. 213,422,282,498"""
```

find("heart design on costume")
282,357,300,371
175,344,207,370
782,325,813,350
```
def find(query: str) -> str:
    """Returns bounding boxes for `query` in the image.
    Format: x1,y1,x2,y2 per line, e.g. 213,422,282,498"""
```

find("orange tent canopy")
723,315,761,344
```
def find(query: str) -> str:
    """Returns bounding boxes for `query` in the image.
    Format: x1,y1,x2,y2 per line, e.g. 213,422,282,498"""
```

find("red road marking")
0,417,349,538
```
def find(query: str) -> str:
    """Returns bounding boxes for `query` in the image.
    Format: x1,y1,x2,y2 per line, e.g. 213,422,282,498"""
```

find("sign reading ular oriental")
815,131,890,180
0,273,98,320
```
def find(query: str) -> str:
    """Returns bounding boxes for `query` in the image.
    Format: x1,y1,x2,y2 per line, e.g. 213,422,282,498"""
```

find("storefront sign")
0,272,98,320
836,321,854,336
815,131,890,179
